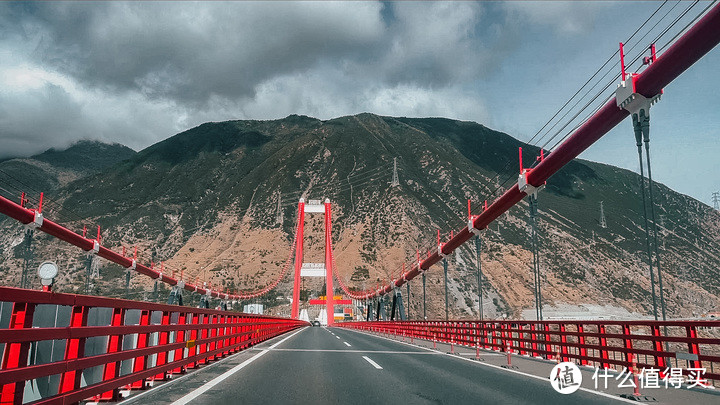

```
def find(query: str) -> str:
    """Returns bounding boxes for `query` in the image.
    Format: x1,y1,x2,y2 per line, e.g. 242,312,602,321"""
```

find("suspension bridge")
1,3,720,404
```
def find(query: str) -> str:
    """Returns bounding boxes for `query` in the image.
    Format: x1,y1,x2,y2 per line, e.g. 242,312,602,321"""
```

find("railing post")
491,323,498,351
483,321,490,349
97,307,126,401
0,302,37,405
500,323,510,352
198,314,209,365
129,309,151,389
224,314,232,356
187,313,199,369
241,316,247,349
543,323,552,360
598,324,611,370
651,324,667,370
230,315,238,353
622,323,634,371
686,325,702,369
559,323,569,362
153,311,172,380
59,305,90,394
530,323,538,356
208,314,217,360
577,323,588,366
171,312,187,375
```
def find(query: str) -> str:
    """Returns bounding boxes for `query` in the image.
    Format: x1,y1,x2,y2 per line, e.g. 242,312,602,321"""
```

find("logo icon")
550,362,582,394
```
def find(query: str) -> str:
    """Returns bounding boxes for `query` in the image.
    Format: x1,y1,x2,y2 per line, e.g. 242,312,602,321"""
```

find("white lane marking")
250,348,436,354
457,352,502,356
343,328,636,404
171,327,305,405
343,342,351,347
362,356,383,369
336,336,340,339
122,328,302,405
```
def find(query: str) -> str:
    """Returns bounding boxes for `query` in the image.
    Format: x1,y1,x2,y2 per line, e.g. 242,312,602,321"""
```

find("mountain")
0,140,136,193
1,114,718,319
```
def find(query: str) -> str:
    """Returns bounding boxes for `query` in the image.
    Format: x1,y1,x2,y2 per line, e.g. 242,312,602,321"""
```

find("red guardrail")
339,320,720,385
0,286,307,404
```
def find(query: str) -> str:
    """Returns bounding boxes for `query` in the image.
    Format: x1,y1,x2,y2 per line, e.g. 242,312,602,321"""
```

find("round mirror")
37,261,59,280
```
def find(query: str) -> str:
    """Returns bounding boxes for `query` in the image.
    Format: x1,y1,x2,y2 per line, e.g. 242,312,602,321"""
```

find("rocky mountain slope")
1,114,718,319
0,140,136,192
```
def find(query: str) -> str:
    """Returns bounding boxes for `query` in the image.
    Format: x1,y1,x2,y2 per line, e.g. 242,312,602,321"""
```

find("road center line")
362,356,383,370
343,341,351,347
171,327,305,405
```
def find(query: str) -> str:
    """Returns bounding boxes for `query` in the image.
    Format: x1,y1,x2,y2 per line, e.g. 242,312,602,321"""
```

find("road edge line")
170,327,306,405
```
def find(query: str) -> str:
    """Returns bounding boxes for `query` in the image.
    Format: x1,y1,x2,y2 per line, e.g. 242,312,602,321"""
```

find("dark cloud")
1,2,503,107
0,1,513,158
4,2,390,106
0,83,83,157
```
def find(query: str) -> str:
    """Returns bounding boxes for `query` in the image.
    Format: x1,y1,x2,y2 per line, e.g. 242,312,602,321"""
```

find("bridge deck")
117,326,718,405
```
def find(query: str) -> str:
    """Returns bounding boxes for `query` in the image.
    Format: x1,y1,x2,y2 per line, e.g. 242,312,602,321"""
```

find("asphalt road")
135,326,631,405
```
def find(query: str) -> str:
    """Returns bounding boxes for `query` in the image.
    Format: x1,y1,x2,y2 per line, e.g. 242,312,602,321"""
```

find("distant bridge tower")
713,191,719,210
291,198,335,326
390,157,400,187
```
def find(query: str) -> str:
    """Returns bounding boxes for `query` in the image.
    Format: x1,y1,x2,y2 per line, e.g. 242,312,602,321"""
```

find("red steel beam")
0,194,252,300
355,3,720,300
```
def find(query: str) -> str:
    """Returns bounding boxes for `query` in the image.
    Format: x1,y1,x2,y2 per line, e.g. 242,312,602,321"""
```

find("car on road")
311,320,321,327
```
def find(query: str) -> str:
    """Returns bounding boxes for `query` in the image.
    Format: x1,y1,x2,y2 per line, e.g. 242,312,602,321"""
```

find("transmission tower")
20,229,34,289
713,191,719,210
599,201,607,228
390,157,399,187
275,190,284,225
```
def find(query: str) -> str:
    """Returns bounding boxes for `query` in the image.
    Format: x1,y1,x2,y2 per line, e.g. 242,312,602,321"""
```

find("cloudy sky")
1,1,718,204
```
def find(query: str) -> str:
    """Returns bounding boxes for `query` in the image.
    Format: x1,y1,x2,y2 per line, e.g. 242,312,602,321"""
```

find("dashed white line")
336,336,340,339
343,342,351,347
344,328,636,404
362,356,383,369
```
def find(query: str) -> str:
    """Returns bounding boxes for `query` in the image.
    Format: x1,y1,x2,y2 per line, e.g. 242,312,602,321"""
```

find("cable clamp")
26,211,43,230
468,217,482,236
616,74,661,116
437,244,447,258
127,259,136,271
87,240,100,256
518,170,544,198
